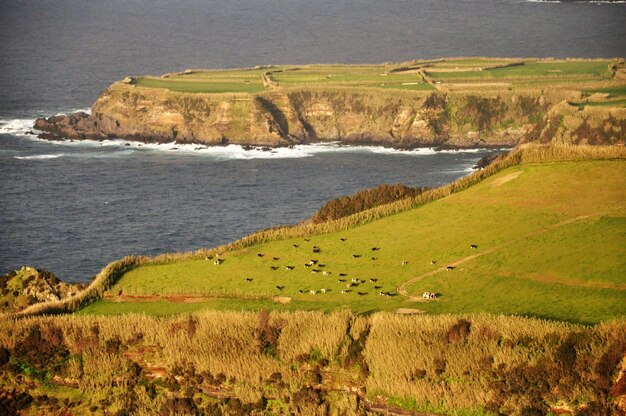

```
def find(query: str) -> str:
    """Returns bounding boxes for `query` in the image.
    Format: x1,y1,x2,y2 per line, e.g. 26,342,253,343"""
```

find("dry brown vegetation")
1,312,624,415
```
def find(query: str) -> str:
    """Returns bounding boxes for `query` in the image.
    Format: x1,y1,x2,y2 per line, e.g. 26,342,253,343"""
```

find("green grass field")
426,61,613,81
128,59,623,101
81,160,626,323
133,78,266,94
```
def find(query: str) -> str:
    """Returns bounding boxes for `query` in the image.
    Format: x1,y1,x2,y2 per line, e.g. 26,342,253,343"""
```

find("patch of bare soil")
272,296,292,304
490,170,522,187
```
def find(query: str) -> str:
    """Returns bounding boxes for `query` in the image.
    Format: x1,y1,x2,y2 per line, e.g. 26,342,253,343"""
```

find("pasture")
84,160,626,323
127,58,625,108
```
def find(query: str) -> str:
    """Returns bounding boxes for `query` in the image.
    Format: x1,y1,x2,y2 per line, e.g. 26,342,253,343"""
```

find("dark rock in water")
472,151,509,170
34,112,108,142
242,144,255,151
0,266,84,314
37,131,64,141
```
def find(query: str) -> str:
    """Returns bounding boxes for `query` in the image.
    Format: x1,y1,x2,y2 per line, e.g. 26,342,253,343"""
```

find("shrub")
310,183,426,223
444,318,472,345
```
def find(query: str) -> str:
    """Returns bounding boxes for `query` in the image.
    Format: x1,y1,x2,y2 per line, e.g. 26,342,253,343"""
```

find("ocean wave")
14,154,64,160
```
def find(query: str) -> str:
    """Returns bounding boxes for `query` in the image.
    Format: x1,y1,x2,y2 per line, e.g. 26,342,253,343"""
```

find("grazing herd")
205,237,480,301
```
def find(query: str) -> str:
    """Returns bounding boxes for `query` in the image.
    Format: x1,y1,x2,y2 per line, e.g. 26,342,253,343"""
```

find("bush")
310,183,426,223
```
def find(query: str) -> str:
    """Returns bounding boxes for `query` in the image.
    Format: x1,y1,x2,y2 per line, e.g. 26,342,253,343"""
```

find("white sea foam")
88,140,495,160
14,154,64,160
0,117,38,136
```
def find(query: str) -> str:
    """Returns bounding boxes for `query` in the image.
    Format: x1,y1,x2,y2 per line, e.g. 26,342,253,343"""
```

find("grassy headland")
34,58,626,148
79,154,625,323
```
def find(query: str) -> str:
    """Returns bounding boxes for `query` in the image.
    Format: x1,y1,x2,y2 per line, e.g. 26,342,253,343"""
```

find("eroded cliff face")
33,82,626,148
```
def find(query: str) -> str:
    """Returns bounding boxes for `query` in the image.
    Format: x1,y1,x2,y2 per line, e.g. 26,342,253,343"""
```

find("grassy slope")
81,160,626,323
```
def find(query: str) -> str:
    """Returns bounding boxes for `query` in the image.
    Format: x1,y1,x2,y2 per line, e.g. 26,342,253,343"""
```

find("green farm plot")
134,77,266,94
175,68,274,79
426,61,613,81
426,58,522,68
585,85,626,98
272,73,412,84
91,160,626,322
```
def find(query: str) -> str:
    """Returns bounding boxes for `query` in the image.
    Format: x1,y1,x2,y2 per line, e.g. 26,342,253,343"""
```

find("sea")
1,0,624,283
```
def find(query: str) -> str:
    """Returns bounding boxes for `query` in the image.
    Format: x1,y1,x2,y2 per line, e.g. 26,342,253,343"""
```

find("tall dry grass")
1,311,624,415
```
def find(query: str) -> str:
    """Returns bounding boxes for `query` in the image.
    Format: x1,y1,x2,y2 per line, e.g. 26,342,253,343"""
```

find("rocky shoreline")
32,110,516,151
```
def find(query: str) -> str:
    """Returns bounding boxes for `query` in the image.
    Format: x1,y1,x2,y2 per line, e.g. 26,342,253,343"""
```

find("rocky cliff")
33,81,626,148
0,266,84,313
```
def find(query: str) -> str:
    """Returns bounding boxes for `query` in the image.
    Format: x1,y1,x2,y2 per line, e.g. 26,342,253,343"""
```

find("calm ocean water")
1,0,624,282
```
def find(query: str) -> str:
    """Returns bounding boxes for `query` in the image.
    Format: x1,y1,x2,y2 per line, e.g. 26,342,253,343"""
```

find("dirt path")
396,214,593,298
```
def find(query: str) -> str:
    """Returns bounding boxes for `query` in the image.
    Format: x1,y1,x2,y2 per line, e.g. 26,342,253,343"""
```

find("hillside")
33,58,626,148
65,146,626,324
